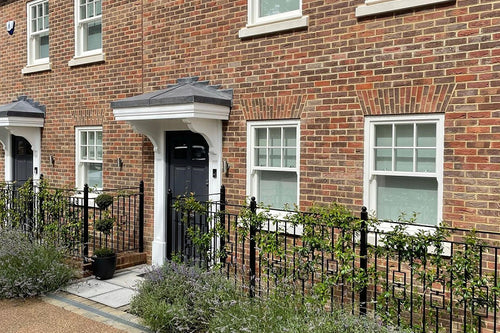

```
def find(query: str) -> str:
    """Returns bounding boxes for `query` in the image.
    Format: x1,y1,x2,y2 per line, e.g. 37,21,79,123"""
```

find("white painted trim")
246,119,300,209
0,117,44,127
113,111,226,265
68,53,105,67
363,114,444,227
239,16,308,38
113,103,230,121
22,62,52,74
356,0,454,18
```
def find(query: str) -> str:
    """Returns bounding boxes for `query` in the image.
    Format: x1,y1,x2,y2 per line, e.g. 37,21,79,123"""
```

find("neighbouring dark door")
13,136,33,188
166,131,209,262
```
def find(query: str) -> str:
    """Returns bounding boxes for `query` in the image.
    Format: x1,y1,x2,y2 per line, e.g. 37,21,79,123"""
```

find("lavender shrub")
0,229,75,298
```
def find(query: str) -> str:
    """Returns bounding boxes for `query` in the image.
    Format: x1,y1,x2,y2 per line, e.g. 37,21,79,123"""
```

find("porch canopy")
0,96,45,183
111,77,232,265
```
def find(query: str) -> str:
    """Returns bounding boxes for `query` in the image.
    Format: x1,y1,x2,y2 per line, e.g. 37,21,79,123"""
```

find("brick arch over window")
356,84,456,115
242,95,306,120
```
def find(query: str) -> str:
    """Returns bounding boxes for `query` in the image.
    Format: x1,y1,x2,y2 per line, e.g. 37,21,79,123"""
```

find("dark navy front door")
166,131,209,198
12,136,33,188
166,131,209,261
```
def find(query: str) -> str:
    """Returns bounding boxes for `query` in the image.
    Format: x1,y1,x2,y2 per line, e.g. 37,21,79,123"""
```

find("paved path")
0,266,151,333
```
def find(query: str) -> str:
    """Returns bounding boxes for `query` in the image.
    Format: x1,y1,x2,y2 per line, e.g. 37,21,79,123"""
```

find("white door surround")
112,77,232,265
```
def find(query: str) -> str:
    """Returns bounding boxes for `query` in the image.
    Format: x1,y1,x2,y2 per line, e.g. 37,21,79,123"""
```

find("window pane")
375,125,392,147
269,148,281,167
260,0,300,18
283,127,296,147
96,145,103,160
81,131,87,145
258,170,297,208
191,145,207,161
95,0,102,15
416,148,436,172
376,175,437,225
80,4,87,20
86,21,102,51
87,162,102,188
89,146,95,159
96,131,102,145
375,148,391,171
39,34,49,59
88,131,95,145
81,146,87,160
395,124,413,147
284,148,296,168
417,123,436,147
255,148,266,166
269,128,281,146
395,148,413,172
256,128,267,146
174,146,188,160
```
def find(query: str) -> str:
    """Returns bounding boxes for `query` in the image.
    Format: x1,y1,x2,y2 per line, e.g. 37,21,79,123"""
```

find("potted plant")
92,193,117,280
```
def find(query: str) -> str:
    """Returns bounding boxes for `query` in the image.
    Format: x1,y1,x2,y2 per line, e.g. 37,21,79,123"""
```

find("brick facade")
1,0,499,261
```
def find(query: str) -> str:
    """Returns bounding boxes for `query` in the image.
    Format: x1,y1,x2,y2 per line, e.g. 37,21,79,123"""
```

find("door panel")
166,131,209,262
13,136,33,188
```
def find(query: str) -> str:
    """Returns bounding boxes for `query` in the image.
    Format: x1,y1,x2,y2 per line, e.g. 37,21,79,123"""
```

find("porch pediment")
0,96,45,127
111,77,232,121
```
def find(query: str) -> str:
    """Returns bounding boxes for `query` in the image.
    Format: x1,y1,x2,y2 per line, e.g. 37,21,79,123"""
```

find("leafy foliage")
0,229,75,298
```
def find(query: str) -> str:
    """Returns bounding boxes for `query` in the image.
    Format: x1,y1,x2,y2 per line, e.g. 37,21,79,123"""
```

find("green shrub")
93,247,115,257
131,261,411,333
94,193,113,210
130,261,239,332
209,290,411,333
0,229,75,298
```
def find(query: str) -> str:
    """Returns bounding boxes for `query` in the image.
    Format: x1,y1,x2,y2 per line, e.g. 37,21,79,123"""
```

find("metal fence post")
360,206,368,315
83,184,89,258
249,196,257,298
219,185,226,266
139,180,144,253
166,189,173,260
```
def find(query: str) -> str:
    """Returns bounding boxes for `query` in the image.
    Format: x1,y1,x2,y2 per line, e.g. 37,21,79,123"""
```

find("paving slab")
66,279,123,298
89,288,137,308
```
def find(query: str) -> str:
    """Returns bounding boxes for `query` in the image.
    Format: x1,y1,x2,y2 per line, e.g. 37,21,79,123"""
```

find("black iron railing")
0,180,144,260
169,186,500,333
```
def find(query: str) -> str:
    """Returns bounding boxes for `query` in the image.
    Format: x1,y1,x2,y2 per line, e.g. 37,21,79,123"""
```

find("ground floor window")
76,126,102,189
247,120,300,209
364,114,444,225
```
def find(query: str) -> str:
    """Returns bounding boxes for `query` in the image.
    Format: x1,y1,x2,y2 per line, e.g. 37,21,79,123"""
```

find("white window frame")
363,114,444,228
247,120,300,211
355,0,454,18
23,0,51,74
76,126,103,190
239,0,309,38
69,0,105,67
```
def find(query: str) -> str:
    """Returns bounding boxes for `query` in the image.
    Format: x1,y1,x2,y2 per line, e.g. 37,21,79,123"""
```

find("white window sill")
22,62,51,74
355,0,454,18
68,53,105,67
239,16,309,39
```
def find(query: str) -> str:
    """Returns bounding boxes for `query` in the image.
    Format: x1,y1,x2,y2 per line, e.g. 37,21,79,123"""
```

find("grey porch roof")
111,77,233,109
0,96,45,118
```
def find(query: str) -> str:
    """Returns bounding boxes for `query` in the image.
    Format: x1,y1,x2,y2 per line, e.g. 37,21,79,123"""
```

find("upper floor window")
364,114,444,225
239,0,308,38
76,127,103,189
23,0,51,74
69,0,105,66
356,0,454,18
247,120,300,209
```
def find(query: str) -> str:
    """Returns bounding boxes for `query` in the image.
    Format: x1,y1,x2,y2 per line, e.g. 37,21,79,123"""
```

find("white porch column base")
152,240,167,266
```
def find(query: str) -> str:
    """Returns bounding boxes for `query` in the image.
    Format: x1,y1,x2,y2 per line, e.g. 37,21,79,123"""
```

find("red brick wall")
1,0,499,254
